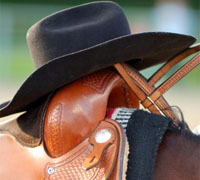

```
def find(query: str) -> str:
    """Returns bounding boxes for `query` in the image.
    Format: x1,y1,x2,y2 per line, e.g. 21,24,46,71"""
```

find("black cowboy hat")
0,1,196,117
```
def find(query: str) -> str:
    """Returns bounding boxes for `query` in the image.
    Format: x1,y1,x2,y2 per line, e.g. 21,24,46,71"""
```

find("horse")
153,127,200,180
0,63,199,179
0,1,200,179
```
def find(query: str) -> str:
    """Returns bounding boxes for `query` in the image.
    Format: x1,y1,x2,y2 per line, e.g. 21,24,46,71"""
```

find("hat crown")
27,1,131,69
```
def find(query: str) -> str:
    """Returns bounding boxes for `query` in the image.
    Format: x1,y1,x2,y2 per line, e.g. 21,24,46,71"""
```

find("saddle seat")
0,68,138,180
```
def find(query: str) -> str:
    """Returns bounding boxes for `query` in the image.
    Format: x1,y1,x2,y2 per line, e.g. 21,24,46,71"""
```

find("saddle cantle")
0,68,138,179
0,2,199,179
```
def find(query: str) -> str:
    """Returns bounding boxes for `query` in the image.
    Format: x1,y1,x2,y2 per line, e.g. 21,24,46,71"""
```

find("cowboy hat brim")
0,32,196,117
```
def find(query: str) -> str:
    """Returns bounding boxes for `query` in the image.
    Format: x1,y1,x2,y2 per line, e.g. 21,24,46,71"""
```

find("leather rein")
114,43,200,128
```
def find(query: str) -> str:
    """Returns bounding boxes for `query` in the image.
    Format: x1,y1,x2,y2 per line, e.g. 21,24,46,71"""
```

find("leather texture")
114,44,200,127
148,43,200,86
1,43,200,179
44,68,138,158
0,119,125,180
0,68,136,179
45,119,124,180
114,63,179,124
0,96,50,147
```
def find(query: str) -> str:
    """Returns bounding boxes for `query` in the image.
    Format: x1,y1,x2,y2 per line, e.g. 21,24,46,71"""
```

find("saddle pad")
126,110,171,180
108,108,171,180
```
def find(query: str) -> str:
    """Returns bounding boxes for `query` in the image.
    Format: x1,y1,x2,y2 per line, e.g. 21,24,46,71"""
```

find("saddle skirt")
0,68,138,180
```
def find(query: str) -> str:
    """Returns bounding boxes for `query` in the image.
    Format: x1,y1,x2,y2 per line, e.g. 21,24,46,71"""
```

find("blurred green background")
0,0,200,127
0,0,200,87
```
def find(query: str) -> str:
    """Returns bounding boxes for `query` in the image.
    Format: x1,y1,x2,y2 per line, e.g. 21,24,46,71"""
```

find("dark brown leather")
44,68,138,158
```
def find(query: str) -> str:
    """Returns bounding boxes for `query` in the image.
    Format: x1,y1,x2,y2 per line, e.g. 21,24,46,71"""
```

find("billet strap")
114,49,200,127
149,43,200,86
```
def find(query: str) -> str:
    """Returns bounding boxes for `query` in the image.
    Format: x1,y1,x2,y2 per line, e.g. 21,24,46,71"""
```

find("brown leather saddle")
0,43,200,179
0,68,138,179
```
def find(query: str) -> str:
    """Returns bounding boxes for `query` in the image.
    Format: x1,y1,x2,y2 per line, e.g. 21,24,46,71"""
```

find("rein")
114,44,200,127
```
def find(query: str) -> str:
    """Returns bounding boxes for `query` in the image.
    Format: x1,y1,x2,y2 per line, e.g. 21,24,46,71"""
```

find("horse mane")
167,106,200,144
168,120,200,144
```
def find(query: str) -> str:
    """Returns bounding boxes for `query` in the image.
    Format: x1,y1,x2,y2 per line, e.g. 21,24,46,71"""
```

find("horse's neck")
153,131,200,180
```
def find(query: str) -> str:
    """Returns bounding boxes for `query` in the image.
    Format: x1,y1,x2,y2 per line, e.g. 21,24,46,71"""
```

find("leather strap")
114,63,179,126
45,118,125,180
114,47,200,126
149,43,200,86
146,53,200,103
44,68,139,158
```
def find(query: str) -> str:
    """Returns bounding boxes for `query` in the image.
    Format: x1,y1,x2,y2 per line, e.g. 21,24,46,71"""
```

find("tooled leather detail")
116,63,179,123
154,54,200,98
83,126,116,170
45,144,115,180
149,44,200,86
47,103,64,157
80,69,117,94
45,120,120,180
121,63,153,95
124,87,134,108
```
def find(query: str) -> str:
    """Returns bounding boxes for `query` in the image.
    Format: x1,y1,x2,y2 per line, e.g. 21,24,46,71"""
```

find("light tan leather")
44,68,138,158
83,120,118,170
0,119,124,180
0,134,50,179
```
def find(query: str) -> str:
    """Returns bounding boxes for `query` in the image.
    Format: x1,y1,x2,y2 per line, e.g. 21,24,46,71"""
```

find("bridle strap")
114,44,200,127
149,43,200,86
114,63,180,126
145,53,200,104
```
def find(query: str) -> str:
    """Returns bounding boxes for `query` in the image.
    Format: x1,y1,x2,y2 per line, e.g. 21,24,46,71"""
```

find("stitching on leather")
149,46,200,86
45,145,113,180
80,70,117,94
155,97,179,123
121,64,179,122
59,106,64,156
123,64,153,95
157,54,200,96
48,103,63,157
124,87,133,108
